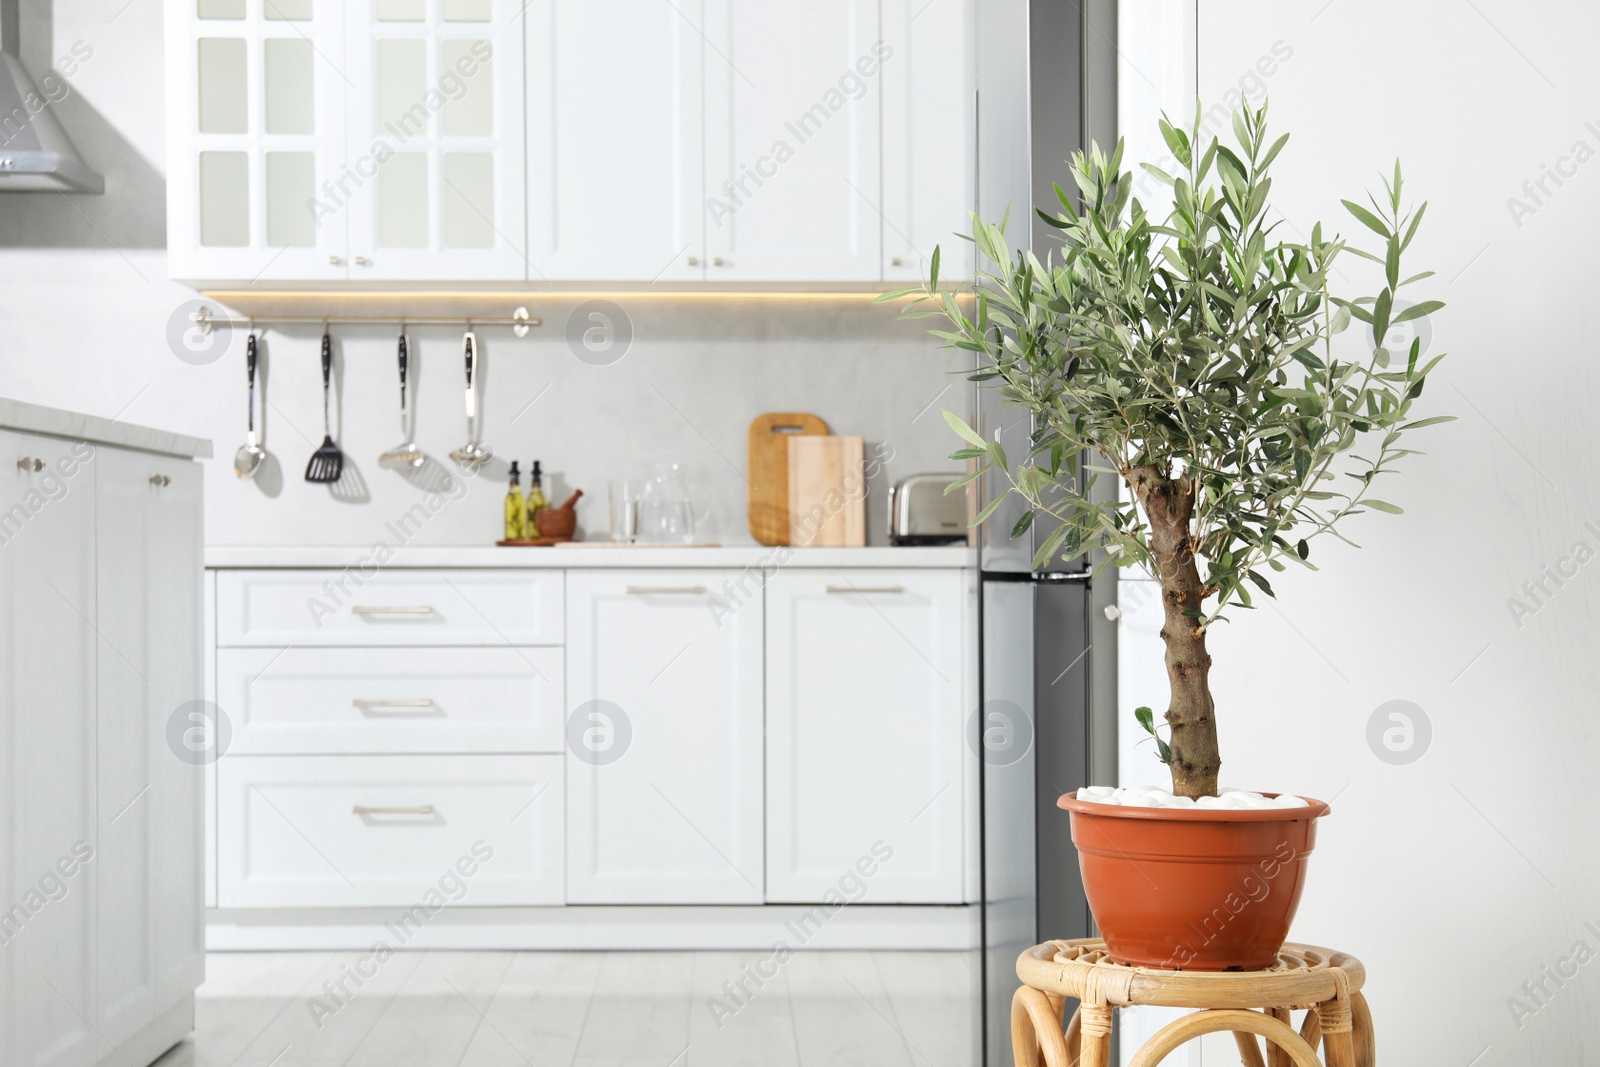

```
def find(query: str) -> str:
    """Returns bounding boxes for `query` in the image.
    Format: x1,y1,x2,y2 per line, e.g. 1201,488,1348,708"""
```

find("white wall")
0,0,966,549
1119,2,1600,1064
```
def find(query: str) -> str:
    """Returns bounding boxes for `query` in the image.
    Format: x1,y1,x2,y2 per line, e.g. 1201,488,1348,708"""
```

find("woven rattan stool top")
1017,938,1365,1010
1011,938,1373,1067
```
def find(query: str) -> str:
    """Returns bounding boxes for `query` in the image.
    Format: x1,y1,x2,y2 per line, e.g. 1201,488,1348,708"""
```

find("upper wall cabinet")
165,0,350,281
167,0,528,283
882,0,975,284
166,0,974,284
343,0,529,280
701,0,883,282
524,0,706,283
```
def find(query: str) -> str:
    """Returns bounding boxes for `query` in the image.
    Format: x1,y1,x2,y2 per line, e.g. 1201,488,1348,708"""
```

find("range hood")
0,0,102,193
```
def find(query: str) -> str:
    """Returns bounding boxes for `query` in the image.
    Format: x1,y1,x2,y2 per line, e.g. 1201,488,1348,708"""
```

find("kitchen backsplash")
3,286,970,547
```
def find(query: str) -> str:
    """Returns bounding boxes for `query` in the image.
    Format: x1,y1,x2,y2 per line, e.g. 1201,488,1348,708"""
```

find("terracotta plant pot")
1057,791,1331,971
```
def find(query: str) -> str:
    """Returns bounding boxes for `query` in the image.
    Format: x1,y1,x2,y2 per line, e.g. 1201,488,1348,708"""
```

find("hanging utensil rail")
188,305,542,337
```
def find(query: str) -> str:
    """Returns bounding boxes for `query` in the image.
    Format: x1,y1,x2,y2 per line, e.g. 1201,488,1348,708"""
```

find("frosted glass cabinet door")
881,0,974,284
165,0,350,281
523,0,706,282
344,0,528,280
702,0,884,281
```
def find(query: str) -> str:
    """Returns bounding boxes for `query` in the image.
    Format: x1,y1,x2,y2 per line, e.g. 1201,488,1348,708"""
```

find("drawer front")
218,647,564,755
217,755,563,907
215,569,564,647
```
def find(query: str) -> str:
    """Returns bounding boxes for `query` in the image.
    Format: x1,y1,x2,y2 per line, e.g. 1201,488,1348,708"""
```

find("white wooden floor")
150,950,982,1067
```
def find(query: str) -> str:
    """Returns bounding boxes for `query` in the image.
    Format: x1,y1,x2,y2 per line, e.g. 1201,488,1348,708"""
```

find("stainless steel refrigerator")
974,1,1120,1062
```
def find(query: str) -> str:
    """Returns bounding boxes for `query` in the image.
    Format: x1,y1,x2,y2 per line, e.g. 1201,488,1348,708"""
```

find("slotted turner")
305,331,344,483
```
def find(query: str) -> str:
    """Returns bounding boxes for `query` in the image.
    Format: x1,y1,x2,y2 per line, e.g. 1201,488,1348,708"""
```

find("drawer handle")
626,586,707,595
351,605,436,617
352,699,436,713
827,585,906,594
352,805,435,816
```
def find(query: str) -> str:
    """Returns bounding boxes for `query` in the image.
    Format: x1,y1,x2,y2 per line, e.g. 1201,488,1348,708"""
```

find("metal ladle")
232,333,265,479
449,330,492,467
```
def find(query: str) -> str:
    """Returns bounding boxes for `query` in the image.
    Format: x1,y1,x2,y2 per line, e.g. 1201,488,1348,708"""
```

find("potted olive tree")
888,103,1449,970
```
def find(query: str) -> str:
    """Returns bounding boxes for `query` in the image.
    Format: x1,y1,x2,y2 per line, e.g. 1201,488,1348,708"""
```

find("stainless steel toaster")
889,473,970,545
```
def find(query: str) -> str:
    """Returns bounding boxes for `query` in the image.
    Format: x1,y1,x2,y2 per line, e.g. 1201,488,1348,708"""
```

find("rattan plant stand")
1012,939,1374,1067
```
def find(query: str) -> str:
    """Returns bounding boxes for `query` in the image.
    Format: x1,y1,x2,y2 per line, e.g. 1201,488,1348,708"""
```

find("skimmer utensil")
379,332,424,471
449,331,492,467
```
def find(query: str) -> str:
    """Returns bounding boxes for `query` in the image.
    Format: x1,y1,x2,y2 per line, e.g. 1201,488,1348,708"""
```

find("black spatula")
305,331,344,483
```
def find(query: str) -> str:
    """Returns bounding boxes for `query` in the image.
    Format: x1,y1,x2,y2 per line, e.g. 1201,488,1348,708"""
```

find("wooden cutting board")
748,412,828,545
787,435,866,547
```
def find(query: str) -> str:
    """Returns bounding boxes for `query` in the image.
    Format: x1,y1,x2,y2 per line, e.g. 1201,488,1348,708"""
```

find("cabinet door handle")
352,699,436,713
329,255,344,266
712,256,729,267
625,585,708,595
355,256,371,266
16,457,42,471
352,805,434,816
891,256,905,266
686,255,701,266
149,474,170,487
350,605,436,616
827,585,906,595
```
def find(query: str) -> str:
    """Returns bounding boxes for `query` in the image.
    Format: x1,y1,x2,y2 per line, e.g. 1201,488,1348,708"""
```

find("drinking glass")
608,478,643,543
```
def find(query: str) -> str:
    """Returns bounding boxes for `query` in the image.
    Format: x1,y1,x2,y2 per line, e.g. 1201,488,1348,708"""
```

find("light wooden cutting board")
787,435,866,547
748,412,828,545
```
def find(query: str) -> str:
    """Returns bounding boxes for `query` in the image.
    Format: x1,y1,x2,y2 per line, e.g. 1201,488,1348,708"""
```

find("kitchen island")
1,399,209,1067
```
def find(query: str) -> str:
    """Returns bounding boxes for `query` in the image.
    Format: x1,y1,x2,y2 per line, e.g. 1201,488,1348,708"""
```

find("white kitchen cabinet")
881,0,975,284
205,571,218,912
92,450,206,1052
167,0,978,285
524,0,706,282
702,0,884,281
164,0,350,282
218,645,564,754
344,0,529,280
218,754,563,907
765,569,968,903
565,571,763,904
215,567,564,647
166,0,527,283
0,423,205,1067
0,432,99,1067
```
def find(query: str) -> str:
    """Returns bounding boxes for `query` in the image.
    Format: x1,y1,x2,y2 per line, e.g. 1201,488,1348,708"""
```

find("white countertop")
0,397,213,459
205,543,976,569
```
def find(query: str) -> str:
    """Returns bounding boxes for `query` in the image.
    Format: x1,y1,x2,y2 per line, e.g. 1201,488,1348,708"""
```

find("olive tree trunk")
1125,465,1220,798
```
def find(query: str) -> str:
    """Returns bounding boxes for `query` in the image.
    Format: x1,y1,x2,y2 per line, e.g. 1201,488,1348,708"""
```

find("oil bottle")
504,461,528,541
526,460,549,536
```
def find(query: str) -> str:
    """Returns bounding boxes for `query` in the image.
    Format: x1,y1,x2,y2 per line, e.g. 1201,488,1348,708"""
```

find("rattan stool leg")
1266,1007,1293,1067
1231,1029,1267,1067
1351,992,1375,1067
1078,1004,1112,1067
1012,986,1072,1067
1317,996,1356,1067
